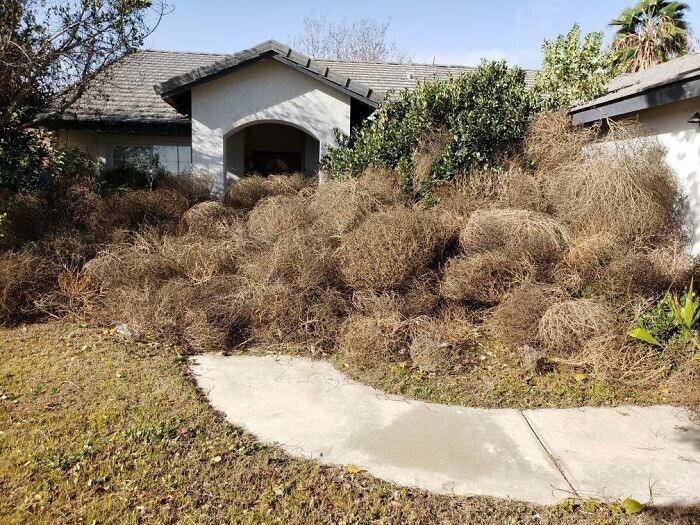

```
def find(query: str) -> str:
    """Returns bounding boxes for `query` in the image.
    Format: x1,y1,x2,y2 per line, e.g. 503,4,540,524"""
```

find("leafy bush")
534,24,617,110
323,61,536,195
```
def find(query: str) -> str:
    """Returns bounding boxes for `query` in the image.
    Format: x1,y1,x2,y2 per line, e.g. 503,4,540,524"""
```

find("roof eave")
153,40,380,114
570,74,700,125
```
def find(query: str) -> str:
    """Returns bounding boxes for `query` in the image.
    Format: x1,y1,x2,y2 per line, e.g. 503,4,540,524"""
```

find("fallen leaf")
346,465,363,474
621,497,644,514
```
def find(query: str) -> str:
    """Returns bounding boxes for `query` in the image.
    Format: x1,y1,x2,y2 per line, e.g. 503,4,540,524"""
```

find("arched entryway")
224,122,321,183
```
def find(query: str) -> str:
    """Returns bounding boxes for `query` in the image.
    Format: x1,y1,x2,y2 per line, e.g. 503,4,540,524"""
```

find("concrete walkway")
191,354,700,506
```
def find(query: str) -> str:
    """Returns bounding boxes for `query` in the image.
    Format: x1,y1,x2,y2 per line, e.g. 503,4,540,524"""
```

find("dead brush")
224,174,307,212
182,201,241,234
538,298,615,355
408,315,478,373
545,127,682,241
99,278,248,352
243,281,346,348
582,333,670,387
552,232,620,292
459,208,570,265
338,207,451,291
159,232,245,284
350,290,405,316
489,283,568,347
0,251,61,325
239,228,337,290
245,194,311,244
668,360,700,420
497,166,547,212
401,272,441,317
339,312,407,366
411,129,451,189
107,187,190,231
524,110,598,173
440,252,536,304
159,173,213,205
309,168,400,234
84,231,181,290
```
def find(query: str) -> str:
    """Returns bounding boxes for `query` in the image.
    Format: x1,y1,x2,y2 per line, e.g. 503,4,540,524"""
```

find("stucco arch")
222,118,322,144
190,59,351,195
223,120,321,182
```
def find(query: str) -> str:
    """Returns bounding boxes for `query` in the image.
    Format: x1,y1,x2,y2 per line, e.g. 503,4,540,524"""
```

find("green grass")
1,322,697,524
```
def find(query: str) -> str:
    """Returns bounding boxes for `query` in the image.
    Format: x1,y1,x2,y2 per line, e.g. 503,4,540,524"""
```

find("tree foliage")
0,0,165,190
291,13,409,62
534,24,617,110
323,61,536,195
610,0,694,73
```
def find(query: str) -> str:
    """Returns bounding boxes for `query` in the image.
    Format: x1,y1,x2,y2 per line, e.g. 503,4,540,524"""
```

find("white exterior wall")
58,129,191,169
191,59,351,194
627,98,700,253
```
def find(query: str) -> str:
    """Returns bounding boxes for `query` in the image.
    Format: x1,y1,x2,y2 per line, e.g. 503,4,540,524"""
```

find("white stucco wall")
623,97,700,252
191,59,352,194
58,129,191,169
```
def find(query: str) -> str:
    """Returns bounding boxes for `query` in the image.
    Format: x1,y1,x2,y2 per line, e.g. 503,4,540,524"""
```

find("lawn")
1,322,698,524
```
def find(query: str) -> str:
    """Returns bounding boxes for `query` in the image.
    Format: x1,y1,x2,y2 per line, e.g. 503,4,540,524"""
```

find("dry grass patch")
408,315,478,373
339,313,407,366
582,333,670,388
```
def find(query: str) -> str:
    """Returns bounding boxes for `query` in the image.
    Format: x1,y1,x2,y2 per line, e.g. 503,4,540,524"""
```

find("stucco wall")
58,129,191,169
191,59,351,194
624,97,700,253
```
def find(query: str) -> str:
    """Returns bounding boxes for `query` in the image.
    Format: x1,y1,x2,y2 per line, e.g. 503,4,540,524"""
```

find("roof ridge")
141,48,232,56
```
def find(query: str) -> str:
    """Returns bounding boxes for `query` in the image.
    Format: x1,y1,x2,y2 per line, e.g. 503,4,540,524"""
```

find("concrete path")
191,354,700,506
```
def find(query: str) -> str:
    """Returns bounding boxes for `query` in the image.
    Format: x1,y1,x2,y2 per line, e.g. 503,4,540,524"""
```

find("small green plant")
629,279,700,349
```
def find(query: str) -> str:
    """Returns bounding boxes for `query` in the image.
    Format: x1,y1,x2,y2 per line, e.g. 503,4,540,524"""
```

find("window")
113,144,192,174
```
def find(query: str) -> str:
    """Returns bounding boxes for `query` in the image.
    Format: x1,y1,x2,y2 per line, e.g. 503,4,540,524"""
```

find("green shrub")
323,61,536,196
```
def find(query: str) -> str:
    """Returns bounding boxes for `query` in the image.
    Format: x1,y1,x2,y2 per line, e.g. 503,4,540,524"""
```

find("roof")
57,40,537,127
60,50,229,125
570,52,700,124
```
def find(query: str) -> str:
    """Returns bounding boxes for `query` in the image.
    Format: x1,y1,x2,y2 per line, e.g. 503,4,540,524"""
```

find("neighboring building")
570,53,700,251
51,39,535,194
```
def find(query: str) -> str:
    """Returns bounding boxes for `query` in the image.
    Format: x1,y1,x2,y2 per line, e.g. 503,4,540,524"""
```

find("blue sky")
145,0,700,69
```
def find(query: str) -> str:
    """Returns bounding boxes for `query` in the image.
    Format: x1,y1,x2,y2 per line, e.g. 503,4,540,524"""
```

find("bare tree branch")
0,0,170,131
291,13,410,63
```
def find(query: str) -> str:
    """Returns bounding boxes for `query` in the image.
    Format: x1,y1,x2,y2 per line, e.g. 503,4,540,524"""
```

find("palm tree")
610,0,693,73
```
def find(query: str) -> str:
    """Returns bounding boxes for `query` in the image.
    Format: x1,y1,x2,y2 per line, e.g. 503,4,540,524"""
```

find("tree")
0,0,166,191
1,0,167,132
291,13,409,62
610,0,693,73
534,24,617,110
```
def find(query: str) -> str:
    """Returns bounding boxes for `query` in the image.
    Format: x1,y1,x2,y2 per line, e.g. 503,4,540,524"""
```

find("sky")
144,0,700,69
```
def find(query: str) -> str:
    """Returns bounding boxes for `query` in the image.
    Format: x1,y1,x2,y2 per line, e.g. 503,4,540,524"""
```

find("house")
52,39,535,194
570,53,700,252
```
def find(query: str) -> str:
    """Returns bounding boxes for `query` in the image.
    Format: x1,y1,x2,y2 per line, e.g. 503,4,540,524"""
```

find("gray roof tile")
60,41,538,124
